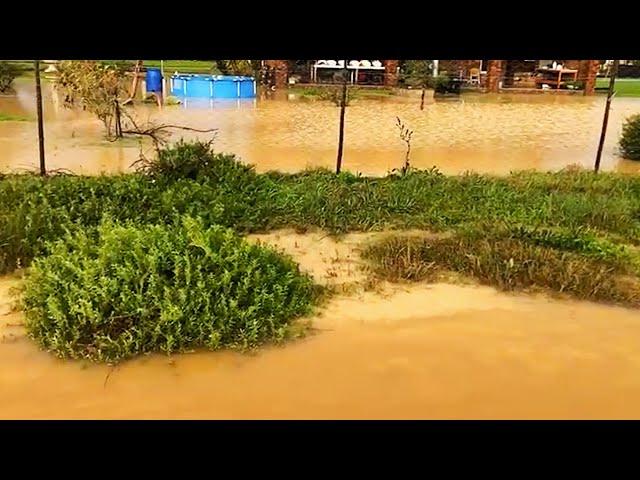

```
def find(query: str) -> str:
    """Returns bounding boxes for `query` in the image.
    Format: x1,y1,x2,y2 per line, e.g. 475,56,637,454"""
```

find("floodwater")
1,78,640,175
3,231,640,420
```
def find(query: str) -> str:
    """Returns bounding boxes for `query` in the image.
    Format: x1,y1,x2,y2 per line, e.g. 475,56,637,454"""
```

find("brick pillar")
580,60,600,95
384,60,399,86
264,60,289,89
486,60,503,92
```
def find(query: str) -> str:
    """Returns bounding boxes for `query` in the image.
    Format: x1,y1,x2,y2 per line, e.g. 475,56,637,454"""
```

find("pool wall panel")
170,75,256,99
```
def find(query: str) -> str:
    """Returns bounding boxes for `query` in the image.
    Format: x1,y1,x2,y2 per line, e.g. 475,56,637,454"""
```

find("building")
263,60,601,95
437,60,600,94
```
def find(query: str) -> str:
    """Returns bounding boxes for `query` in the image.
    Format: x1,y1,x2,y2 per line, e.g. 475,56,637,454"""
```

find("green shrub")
0,174,161,273
427,75,460,94
399,60,434,88
22,217,319,362
620,114,640,160
0,61,23,93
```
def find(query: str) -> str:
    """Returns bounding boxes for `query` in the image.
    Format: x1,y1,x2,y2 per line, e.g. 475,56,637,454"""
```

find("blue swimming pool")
170,74,256,99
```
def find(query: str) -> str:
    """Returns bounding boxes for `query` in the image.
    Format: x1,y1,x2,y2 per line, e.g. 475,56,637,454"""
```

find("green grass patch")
97,60,219,74
143,60,219,74
0,113,31,122
288,85,395,101
22,217,320,362
363,231,640,307
596,78,640,97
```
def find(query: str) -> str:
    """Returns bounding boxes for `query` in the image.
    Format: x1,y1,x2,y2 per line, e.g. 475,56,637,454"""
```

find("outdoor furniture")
311,60,386,84
469,67,481,86
534,67,578,90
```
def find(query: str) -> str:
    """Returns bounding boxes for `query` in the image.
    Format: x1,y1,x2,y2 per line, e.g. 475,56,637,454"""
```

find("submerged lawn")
0,112,31,122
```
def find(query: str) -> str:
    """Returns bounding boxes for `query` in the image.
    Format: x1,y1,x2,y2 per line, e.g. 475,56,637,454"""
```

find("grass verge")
0,113,31,122
363,230,640,307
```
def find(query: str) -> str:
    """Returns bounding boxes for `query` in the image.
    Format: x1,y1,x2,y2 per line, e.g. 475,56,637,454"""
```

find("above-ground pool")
170,74,256,99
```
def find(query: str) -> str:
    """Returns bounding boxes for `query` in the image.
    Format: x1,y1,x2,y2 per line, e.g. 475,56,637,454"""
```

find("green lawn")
6,60,218,75
143,60,219,74
100,60,218,73
0,112,31,122
596,78,640,97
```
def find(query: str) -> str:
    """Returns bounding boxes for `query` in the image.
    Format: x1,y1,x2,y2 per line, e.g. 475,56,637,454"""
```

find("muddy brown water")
3,231,640,419
1,78,640,175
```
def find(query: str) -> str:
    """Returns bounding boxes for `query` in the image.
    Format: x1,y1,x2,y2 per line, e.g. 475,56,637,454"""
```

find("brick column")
486,60,503,92
580,60,600,95
383,60,399,86
264,60,289,89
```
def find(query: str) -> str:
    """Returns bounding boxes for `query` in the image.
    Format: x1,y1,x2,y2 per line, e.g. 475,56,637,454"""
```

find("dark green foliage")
215,60,260,77
428,75,461,94
22,218,318,362
620,114,640,160
0,61,23,93
134,140,256,183
399,60,434,88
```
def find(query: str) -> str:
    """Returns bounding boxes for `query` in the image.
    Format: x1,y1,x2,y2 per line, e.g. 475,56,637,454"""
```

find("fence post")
594,59,618,173
34,60,46,176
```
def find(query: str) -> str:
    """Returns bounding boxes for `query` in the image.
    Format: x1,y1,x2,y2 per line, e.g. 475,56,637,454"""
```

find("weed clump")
364,231,640,307
22,218,320,362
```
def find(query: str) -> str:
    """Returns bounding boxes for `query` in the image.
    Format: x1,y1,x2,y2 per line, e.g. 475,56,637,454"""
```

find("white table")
311,63,386,84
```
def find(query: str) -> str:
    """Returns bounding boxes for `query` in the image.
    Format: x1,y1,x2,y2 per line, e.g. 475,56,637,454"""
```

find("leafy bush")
134,140,258,185
620,114,640,160
0,61,22,93
0,174,161,273
399,60,434,88
22,218,319,362
427,75,461,94
215,60,259,77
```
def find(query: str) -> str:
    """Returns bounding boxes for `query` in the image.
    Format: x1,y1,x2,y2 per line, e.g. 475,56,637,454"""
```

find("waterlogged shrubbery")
620,114,640,161
22,218,319,362
134,140,257,184
0,61,22,93
2,140,640,275
364,230,640,307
